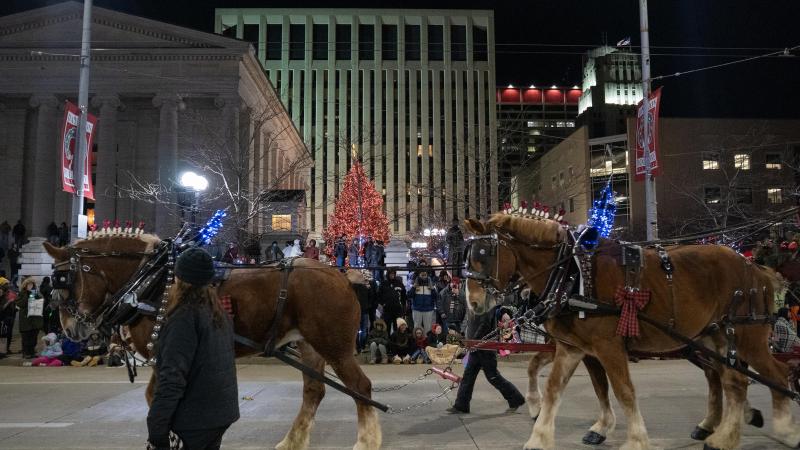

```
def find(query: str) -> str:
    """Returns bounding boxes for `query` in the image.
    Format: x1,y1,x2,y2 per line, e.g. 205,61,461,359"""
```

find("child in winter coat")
409,327,429,364
367,319,390,364
29,333,63,366
427,323,448,348
389,318,414,363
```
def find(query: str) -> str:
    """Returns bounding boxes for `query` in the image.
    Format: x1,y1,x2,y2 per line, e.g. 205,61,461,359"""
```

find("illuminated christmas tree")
323,162,390,262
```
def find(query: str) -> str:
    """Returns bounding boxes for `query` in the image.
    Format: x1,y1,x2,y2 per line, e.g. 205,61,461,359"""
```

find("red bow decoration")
614,286,650,337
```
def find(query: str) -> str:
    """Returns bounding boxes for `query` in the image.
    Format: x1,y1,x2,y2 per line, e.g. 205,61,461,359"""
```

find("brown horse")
463,214,796,450
43,234,381,450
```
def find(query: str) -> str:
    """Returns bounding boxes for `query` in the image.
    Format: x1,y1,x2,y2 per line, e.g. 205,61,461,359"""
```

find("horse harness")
464,230,800,403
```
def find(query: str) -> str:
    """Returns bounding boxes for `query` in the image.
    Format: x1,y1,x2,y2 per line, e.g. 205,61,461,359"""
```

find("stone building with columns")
0,1,308,249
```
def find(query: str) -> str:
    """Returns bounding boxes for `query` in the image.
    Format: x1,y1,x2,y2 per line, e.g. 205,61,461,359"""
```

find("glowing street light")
179,171,208,191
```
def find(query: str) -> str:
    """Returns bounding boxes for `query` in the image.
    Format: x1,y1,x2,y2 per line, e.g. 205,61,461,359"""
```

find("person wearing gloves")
146,248,239,450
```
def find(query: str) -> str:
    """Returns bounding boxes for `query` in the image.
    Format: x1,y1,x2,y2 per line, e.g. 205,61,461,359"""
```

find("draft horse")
43,234,381,450
463,214,797,450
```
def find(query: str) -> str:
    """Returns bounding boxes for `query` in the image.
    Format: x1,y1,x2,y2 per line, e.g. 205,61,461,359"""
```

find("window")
289,24,305,60
702,152,719,170
526,145,536,153
265,24,282,60
556,121,565,128
381,25,397,60
735,187,752,204
734,153,750,170
551,175,556,188
313,24,327,60
559,171,565,186
766,154,782,170
358,24,374,60
336,24,351,60
566,121,576,127
704,187,721,204
243,24,259,53
569,197,575,213
271,214,292,231
473,25,488,61
768,188,783,204
428,25,443,61
451,25,466,61
404,25,420,60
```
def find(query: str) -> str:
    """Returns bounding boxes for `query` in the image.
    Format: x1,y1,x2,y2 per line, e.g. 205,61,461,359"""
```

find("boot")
392,355,402,364
77,356,91,366
88,356,100,367
402,355,411,364
381,356,389,364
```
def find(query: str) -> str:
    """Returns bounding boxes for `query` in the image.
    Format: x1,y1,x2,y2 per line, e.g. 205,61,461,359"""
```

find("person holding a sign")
17,277,44,359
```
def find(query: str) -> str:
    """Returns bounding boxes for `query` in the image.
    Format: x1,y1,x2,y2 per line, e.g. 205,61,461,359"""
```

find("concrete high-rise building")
214,8,498,237
577,46,642,137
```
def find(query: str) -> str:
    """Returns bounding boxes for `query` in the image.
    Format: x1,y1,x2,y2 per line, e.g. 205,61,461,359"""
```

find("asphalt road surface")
0,359,789,449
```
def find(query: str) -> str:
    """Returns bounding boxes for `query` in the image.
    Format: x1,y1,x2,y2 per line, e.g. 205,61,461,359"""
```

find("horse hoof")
703,444,721,450
691,426,712,441
748,408,764,428
582,431,606,446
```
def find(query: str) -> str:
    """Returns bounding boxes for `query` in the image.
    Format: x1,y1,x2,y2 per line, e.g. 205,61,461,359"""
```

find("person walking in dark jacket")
447,305,525,414
348,237,361,267
368,240,386,282
333,235,347,267
437,277,467,334
46,222,59,245
147,248,239,450
58,222,69,246
17,277,44,359
266,241,284,262
12,220,25,247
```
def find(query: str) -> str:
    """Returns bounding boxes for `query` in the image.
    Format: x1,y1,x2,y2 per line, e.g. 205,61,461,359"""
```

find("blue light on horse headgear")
196,210,227,245
582,181,616,248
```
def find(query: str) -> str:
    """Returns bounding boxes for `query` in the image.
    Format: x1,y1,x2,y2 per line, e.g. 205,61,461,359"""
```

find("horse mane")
486,213,566,246
74,232,162,253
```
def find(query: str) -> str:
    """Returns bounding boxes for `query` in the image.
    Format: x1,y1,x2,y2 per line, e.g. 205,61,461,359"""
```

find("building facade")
496,85,580,204
577,46,642,138
214,8,498,238
524,118,800,240
0,2,308,242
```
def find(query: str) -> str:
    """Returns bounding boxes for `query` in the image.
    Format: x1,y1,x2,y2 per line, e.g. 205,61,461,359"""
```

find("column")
29,94,59,238
152,93,182,237
91,94,122,222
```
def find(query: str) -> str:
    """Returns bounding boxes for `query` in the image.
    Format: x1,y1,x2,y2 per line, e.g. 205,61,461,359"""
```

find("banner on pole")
634,87,662,181
60,101,96,200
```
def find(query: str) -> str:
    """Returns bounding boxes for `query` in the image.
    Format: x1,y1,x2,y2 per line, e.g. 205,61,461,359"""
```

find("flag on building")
60,101,96,200
634,87,663,181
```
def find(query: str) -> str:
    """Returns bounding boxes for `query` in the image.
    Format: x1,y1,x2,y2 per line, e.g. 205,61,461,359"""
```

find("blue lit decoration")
195,209,227,245
587,181,617,239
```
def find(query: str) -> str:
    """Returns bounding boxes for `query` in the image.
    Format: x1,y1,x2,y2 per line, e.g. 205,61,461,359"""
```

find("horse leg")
582,356,616,445
738,350,800,447
691,362,722,440
593,344,650,450
526,351,553,420
276,341,326,450
702,363,748,450
328,354,382,450
523,343,584,450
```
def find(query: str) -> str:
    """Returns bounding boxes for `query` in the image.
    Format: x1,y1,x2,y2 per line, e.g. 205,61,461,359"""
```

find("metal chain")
373,369,434,392
384,383,459,414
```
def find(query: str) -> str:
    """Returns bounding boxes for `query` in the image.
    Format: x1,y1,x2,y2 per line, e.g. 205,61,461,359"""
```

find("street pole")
639,0,658,240
71,0,93,242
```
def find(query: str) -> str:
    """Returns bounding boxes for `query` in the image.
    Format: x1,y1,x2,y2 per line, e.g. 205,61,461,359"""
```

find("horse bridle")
51,246,157,328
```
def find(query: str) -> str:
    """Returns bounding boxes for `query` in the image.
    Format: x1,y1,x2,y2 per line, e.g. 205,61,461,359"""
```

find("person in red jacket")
302,239,320,260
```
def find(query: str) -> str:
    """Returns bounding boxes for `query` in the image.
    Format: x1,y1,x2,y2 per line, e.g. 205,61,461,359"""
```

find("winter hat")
42,332,57,344
396,317,408,329
0,277,8,288
175,247,215,286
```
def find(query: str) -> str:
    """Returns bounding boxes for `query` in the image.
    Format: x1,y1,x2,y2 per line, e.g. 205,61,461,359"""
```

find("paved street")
0,358,791,449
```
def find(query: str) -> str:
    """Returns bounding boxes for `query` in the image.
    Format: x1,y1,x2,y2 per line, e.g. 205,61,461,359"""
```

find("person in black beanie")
147,247,239,450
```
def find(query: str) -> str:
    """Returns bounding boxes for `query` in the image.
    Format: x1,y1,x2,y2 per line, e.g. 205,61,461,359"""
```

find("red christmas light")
322,162,390,260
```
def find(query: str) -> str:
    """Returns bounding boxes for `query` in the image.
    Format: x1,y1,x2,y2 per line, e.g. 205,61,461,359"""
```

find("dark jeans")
453,350,525,413
21,329,39,357
336,256,345,267
357,313,370,351
175,425,229,450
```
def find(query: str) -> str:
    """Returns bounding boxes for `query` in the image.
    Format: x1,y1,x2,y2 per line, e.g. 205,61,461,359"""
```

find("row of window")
259,23,488,62
704,187,784,204
702,152,783,170
526,120,575,128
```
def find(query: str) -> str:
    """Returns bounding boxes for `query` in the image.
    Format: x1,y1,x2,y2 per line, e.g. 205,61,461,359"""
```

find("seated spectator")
106,342,125,367
389,318,413,364
427,323,447,348
410,327,429,364
366,318,389,364
71,331,107,367
57,336,83,366
28,333,63,366
774,307,800,353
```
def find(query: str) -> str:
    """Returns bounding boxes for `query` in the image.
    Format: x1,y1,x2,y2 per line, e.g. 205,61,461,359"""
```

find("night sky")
3,0,799,118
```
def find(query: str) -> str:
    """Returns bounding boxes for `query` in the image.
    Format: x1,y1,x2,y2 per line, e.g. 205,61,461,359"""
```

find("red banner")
60,101,96,200
634,87,662,181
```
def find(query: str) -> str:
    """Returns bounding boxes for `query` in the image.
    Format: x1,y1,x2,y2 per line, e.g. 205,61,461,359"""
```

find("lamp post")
179,171,208,227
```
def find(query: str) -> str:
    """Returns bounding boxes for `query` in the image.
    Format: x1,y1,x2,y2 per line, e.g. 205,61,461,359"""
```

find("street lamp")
179,171,207,227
